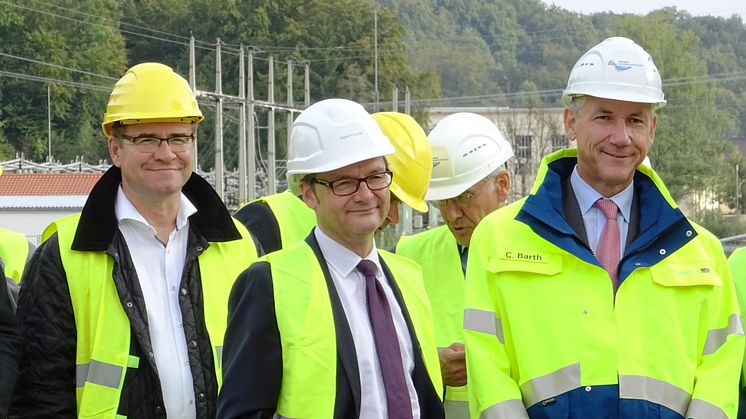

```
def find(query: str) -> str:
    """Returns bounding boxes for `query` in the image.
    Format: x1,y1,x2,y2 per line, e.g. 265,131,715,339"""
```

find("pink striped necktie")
356,259,414,419
594,198,620,289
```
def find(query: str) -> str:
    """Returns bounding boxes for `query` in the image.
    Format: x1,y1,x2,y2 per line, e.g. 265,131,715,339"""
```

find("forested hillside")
1,0,744,211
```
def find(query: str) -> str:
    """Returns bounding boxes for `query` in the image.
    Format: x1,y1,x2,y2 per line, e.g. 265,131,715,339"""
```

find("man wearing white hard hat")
464,37,743,418
219,98,445,419
396,112,513,419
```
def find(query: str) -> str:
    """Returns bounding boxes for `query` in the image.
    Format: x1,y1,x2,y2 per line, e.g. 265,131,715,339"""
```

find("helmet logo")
608,60,642,72
339,131,363,140
461,142,489,158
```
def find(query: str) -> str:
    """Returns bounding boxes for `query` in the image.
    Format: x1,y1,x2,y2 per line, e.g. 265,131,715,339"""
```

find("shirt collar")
114,186,198,231
570,165,634,223
314,226,382,277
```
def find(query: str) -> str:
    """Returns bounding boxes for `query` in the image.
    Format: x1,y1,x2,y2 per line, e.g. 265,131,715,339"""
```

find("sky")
544,0,745,18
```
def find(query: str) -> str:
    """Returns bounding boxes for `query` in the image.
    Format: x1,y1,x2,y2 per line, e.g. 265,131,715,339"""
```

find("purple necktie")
595,198,620,289
356,259,413,419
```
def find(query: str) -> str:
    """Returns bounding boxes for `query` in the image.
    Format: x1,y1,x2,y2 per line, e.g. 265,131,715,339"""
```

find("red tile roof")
0,173,102,196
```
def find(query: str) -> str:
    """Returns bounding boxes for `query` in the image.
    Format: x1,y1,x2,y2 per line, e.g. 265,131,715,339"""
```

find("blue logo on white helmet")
608,60,642,72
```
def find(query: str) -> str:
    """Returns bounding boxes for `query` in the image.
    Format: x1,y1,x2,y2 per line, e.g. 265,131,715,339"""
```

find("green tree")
0,0,126,162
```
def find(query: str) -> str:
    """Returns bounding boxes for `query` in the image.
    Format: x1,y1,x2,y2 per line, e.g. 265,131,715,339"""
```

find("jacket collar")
72,166,241,251
516,149,695,279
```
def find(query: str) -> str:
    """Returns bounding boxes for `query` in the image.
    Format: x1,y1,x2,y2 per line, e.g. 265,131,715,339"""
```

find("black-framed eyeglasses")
118,134,194,153
436,180,488,209
311,171,393,196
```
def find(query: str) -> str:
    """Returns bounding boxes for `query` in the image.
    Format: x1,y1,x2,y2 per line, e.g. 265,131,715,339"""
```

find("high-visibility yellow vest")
266,242,442,418
0,227,29,283
48,213,256,418
256,190,315,248
464,149,744,419
728,246,746,388
397,225,469,418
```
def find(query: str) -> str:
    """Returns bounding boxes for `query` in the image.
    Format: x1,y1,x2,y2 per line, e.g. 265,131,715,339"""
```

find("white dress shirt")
314,227,421,419
115,187,198,419
570,166,634,257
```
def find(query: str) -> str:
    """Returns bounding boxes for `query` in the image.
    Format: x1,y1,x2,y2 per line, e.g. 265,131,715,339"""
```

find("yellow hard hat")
102,62,203,137
372,112,432,213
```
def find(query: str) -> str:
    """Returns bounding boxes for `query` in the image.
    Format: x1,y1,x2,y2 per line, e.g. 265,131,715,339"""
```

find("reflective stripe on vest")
268,243,442,419
619,375,690,416
258,191,315,248
703,313,744,356
51,213,256,417
0,227,29,283
463,309,504,344
481,399,529,419
397,225,468,417
687,398,728,419
520,363,581,408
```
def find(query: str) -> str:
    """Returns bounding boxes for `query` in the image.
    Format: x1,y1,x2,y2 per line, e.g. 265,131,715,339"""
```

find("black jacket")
218,232,445,419
0,260,19,418
10,166,246,418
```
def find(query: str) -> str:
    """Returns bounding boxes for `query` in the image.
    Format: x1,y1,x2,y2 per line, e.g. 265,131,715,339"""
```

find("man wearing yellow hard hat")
11,63,258,418
396,112,514,418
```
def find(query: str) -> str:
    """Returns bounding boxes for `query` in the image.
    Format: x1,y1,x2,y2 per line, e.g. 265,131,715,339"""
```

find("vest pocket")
487,247,563,276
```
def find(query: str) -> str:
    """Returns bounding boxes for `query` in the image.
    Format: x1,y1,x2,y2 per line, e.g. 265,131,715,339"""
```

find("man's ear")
563,107,577,141
108,136,122,167
494,171,511,205
300,179,318,210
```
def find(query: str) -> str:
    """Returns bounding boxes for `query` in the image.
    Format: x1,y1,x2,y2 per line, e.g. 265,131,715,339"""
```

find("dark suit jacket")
218,232,444,419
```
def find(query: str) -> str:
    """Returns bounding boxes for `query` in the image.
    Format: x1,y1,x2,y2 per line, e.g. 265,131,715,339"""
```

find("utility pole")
214,38,224,199
374,7,379,112
247,49,257,201
737,164,741,214
267,55,276,194
47,85,52,161
189,35,199,171
287,59,294,172
238,45,247,204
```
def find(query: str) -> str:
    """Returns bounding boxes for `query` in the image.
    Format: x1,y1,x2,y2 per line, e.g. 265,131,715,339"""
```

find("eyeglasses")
311,171,393,196
436,181,488,209
118,134,194,153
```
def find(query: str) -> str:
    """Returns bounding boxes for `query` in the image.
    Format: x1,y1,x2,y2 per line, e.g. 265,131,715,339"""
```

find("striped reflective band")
703,314,744,356
521,363,581,407
215,345,223,369
464,309,504,343
687,398,728,419
444,399,469,419
619,375,690,416
480,399,528,419
76,360,124,389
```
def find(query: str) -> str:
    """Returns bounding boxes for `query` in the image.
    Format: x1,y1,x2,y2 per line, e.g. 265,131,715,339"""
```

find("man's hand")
439,342,467,387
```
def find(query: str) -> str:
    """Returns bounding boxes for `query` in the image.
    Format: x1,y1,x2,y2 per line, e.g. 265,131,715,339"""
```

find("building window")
551,134,567,152
515,135,532,160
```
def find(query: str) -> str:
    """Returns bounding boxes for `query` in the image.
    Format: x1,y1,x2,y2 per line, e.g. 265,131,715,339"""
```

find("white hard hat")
286,98,395,194
425,112,514,201
562,37,666,109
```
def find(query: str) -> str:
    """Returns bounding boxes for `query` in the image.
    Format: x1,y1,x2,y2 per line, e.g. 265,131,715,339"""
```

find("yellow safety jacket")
265,241,442,419
464,149,744,419
727,246,746,388
0,227,29,283
256,190,316,248
47,213,256,418
397,225,469,418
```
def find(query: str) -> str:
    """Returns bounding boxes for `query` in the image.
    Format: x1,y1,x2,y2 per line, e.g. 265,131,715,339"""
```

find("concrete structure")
0,173,102,244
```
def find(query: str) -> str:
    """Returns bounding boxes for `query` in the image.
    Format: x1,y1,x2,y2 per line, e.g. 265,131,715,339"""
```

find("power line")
0,69,111,92
0,52,119,81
